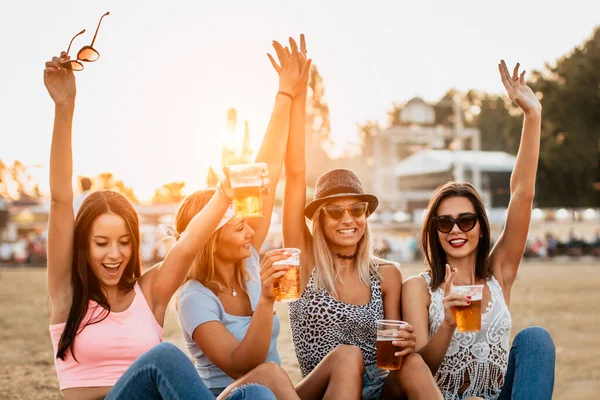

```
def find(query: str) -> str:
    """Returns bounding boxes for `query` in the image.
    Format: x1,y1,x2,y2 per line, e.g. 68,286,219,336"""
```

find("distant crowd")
2,228,599,267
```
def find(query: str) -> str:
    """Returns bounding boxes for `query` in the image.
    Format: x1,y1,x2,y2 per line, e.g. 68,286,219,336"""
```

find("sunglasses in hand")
61,11,110,71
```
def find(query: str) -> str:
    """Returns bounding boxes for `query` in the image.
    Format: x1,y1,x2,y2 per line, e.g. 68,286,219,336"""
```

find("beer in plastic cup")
451,284,484,333
228,163,268,218
272,248,301,302
376,320,408,370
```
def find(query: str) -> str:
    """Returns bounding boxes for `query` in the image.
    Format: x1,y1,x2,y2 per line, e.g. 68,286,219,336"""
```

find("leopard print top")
288,266,383,377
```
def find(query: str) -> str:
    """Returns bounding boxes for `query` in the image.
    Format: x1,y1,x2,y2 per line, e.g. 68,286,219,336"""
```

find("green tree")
95,172,138,203
98,172,115,190
465,92,522,154
530,27,600,206
152,182,186,204
114,180,139,204
0,159,8,197
206,167,219,188
305,64,334,185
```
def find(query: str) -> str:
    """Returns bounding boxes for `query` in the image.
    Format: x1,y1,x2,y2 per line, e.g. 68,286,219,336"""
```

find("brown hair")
57,191,141,360
176,190,249,295
421,182,492,291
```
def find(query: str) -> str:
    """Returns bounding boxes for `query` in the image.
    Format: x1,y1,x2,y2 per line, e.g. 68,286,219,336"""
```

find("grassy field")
1,261,599,399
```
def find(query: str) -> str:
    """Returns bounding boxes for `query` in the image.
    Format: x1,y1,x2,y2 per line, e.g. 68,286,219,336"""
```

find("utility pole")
452,94,482,192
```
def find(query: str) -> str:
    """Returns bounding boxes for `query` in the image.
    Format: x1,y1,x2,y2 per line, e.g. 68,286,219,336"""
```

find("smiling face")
87,212,133,287
435,196,481,261
320,196,368,254
214,217,256,263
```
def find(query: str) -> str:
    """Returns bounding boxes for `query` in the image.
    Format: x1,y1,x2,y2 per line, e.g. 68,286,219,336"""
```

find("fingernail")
392,333,399,337
279,249,286,253
467,301,471,305
395,352,400,357
467,296,472,299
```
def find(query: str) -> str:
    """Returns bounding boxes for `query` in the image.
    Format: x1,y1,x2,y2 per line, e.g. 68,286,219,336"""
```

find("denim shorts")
362,364,389,400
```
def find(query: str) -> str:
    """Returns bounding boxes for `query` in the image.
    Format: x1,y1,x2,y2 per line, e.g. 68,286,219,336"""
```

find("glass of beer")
272,248,301,302
228,163,268,218
451,284,484,333
376,319,408,370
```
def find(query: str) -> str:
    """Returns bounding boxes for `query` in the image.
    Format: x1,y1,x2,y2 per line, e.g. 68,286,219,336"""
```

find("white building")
362,96,514,213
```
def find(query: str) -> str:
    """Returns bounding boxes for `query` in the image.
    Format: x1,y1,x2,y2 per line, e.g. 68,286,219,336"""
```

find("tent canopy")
393,150,516,177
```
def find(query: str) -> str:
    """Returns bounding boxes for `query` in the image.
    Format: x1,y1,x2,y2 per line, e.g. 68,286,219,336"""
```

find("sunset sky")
2,0,599,201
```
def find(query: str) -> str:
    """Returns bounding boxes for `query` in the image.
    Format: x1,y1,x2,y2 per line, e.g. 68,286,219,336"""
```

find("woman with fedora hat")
178,35,378,400
278,53,443,400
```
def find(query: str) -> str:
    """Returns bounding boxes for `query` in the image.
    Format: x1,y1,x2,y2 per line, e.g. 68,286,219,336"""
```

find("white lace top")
419,272,511,400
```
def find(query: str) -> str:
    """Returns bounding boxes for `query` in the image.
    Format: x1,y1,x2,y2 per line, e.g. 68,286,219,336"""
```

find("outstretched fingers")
512,62,520,81
289,37,299,55
498,60,509,85
267,53,281,73
272,41,288,67
299,59,312,83
443,264,457,297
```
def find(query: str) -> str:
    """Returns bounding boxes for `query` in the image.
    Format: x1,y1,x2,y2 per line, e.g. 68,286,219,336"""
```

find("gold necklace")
219,286,237,297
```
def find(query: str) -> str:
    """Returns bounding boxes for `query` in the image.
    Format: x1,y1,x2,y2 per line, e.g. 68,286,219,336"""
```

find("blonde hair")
310,203,384,296
176,190,249,295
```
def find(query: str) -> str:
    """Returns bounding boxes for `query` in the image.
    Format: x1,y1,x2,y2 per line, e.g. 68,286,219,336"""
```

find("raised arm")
250,37,311,251
44,53,77,317
146,180,232,313
280,35,314,288
491,61,542,294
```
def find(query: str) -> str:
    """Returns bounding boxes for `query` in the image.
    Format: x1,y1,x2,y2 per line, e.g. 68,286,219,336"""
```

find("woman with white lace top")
402,61,555,400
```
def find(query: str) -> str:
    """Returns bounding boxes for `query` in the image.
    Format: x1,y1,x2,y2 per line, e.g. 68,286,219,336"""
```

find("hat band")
317,185,364,199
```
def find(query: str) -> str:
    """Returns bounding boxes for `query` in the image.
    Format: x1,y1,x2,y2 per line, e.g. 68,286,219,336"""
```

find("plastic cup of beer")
228,162,268,218
376,319,408,371
451,284,484,333
272,248,301,302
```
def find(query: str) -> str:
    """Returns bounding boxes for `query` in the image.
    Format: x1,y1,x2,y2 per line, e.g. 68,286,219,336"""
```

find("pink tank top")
49,282,163,390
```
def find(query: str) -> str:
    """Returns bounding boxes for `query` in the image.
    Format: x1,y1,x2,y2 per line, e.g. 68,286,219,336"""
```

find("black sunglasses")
322,202,369,220
433,213,478,233
61,11,110,71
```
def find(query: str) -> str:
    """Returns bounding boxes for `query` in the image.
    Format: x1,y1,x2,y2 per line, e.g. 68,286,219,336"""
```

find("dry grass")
0,262,598,399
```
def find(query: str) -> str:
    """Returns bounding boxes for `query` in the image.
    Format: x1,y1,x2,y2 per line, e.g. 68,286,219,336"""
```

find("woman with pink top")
44,44,277,400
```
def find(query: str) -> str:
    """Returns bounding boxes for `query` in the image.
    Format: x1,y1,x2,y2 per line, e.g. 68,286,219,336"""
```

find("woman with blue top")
178,35,376,400
177,36,304,399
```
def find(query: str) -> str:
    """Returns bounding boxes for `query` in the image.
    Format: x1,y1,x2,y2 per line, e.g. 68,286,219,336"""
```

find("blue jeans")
498,326,555,400
361,363,388,400
105,342,276,400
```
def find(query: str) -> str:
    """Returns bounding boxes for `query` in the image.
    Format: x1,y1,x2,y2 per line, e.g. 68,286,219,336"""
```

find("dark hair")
57,191,141,361
421,182,492,291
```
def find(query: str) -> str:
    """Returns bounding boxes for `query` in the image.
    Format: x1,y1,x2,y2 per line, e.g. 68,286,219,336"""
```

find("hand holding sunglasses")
44,51,77,106
433,213,478,233
61,11,110,71
321,202,370,220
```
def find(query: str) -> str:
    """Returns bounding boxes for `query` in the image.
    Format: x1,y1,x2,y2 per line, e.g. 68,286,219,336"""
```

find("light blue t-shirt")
178,246,281,390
